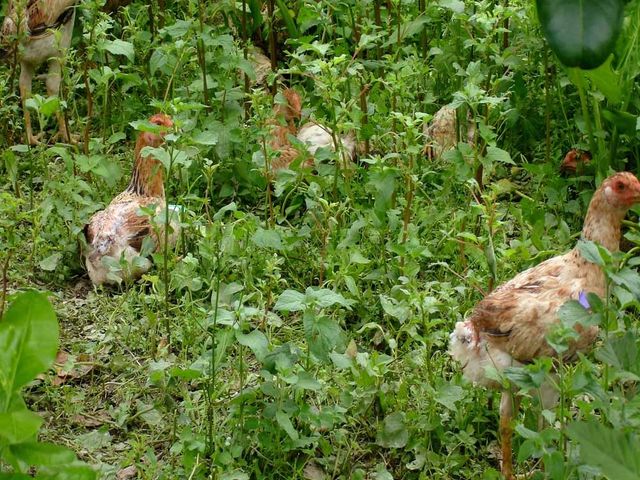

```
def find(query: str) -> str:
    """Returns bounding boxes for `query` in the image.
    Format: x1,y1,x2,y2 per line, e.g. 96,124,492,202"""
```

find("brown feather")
468,172,640,364
1,0,76,42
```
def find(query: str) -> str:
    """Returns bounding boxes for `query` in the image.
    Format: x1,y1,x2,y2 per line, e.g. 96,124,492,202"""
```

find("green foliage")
536,0,624,69
0,291,96,479
1,0,640,478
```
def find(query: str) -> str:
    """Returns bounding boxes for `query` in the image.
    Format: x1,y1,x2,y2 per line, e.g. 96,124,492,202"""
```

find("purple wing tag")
578,291,590,309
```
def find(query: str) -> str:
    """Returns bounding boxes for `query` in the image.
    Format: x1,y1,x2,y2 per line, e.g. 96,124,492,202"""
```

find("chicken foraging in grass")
423,105,475,160
296,122,357,165
1,0,77,145
267,89,357,172
84,114,179,286
266,88,310,172
560,149,592,175
448,172,640,479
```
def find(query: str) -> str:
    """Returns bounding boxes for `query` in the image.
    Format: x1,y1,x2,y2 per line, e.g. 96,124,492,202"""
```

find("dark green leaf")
275,410,299,441
9,441,76,465
536,0,624,69
236,330,269,363
274,290,306,312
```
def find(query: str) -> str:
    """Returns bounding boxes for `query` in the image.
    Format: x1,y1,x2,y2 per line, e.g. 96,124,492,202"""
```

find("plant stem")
196,0,210,108
571,70,598,176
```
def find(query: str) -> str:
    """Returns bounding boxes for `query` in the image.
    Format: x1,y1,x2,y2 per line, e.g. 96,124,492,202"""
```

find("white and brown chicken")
84,114,179,286
1,0,77,144
267,88,357,173
449,172,640,479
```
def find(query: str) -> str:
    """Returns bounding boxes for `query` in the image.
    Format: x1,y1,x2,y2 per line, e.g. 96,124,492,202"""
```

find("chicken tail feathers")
449,320,516,388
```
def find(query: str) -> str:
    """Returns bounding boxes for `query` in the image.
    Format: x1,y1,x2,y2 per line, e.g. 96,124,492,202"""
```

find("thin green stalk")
543,46,551,165
196,0,210,108
571,71,598,175
162,146,174,343
206,239,222,471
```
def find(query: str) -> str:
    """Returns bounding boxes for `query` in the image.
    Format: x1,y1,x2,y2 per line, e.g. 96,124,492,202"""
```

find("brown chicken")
84,114,179,286
449,172,640,479
1,0,77,145
267,89,356,172
560,149,592,175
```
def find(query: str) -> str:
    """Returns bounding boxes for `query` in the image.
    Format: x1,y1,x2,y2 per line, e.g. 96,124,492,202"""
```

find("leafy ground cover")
2,0,640,478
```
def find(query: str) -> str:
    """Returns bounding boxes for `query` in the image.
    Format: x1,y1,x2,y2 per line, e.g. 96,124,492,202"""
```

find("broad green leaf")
438,0,465,13
220,471,250,480
435,384,465,411
251,228,283,250
585,57,622,103
192,130,219,146
557,300,599,327
39,97,60,117
379,295,410,322
307,288,354,309
0,291,58,392
577,240,605,266
236,330,269,363
485,146,515,165
536,0,624,69
139,146,171,169
603,109,637,135
38,465,97,479
149,49,169,76
9,441,76,465
0,410,43,444
567,421,640,479
376,412,408,448
275,410,299,441
303,312,345,363
101,39,135,62
608,268,640,298
274,290,306,312
39,253,62,272
596,331,640,376
294,371,321,391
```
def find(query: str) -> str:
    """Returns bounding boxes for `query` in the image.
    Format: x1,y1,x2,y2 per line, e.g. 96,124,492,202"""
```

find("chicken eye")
617,182,625,191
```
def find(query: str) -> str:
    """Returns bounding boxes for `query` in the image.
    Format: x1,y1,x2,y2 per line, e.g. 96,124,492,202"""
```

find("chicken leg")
499,391,520,480
45,56,70,143
3,0,77,145
18,61,40,145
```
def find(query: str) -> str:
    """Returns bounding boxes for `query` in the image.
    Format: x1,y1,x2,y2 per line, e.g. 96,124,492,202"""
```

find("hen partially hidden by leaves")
267,89,357,173
423,105,475,160
1,0,77,144
449,172,640,479
84,114,179,286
